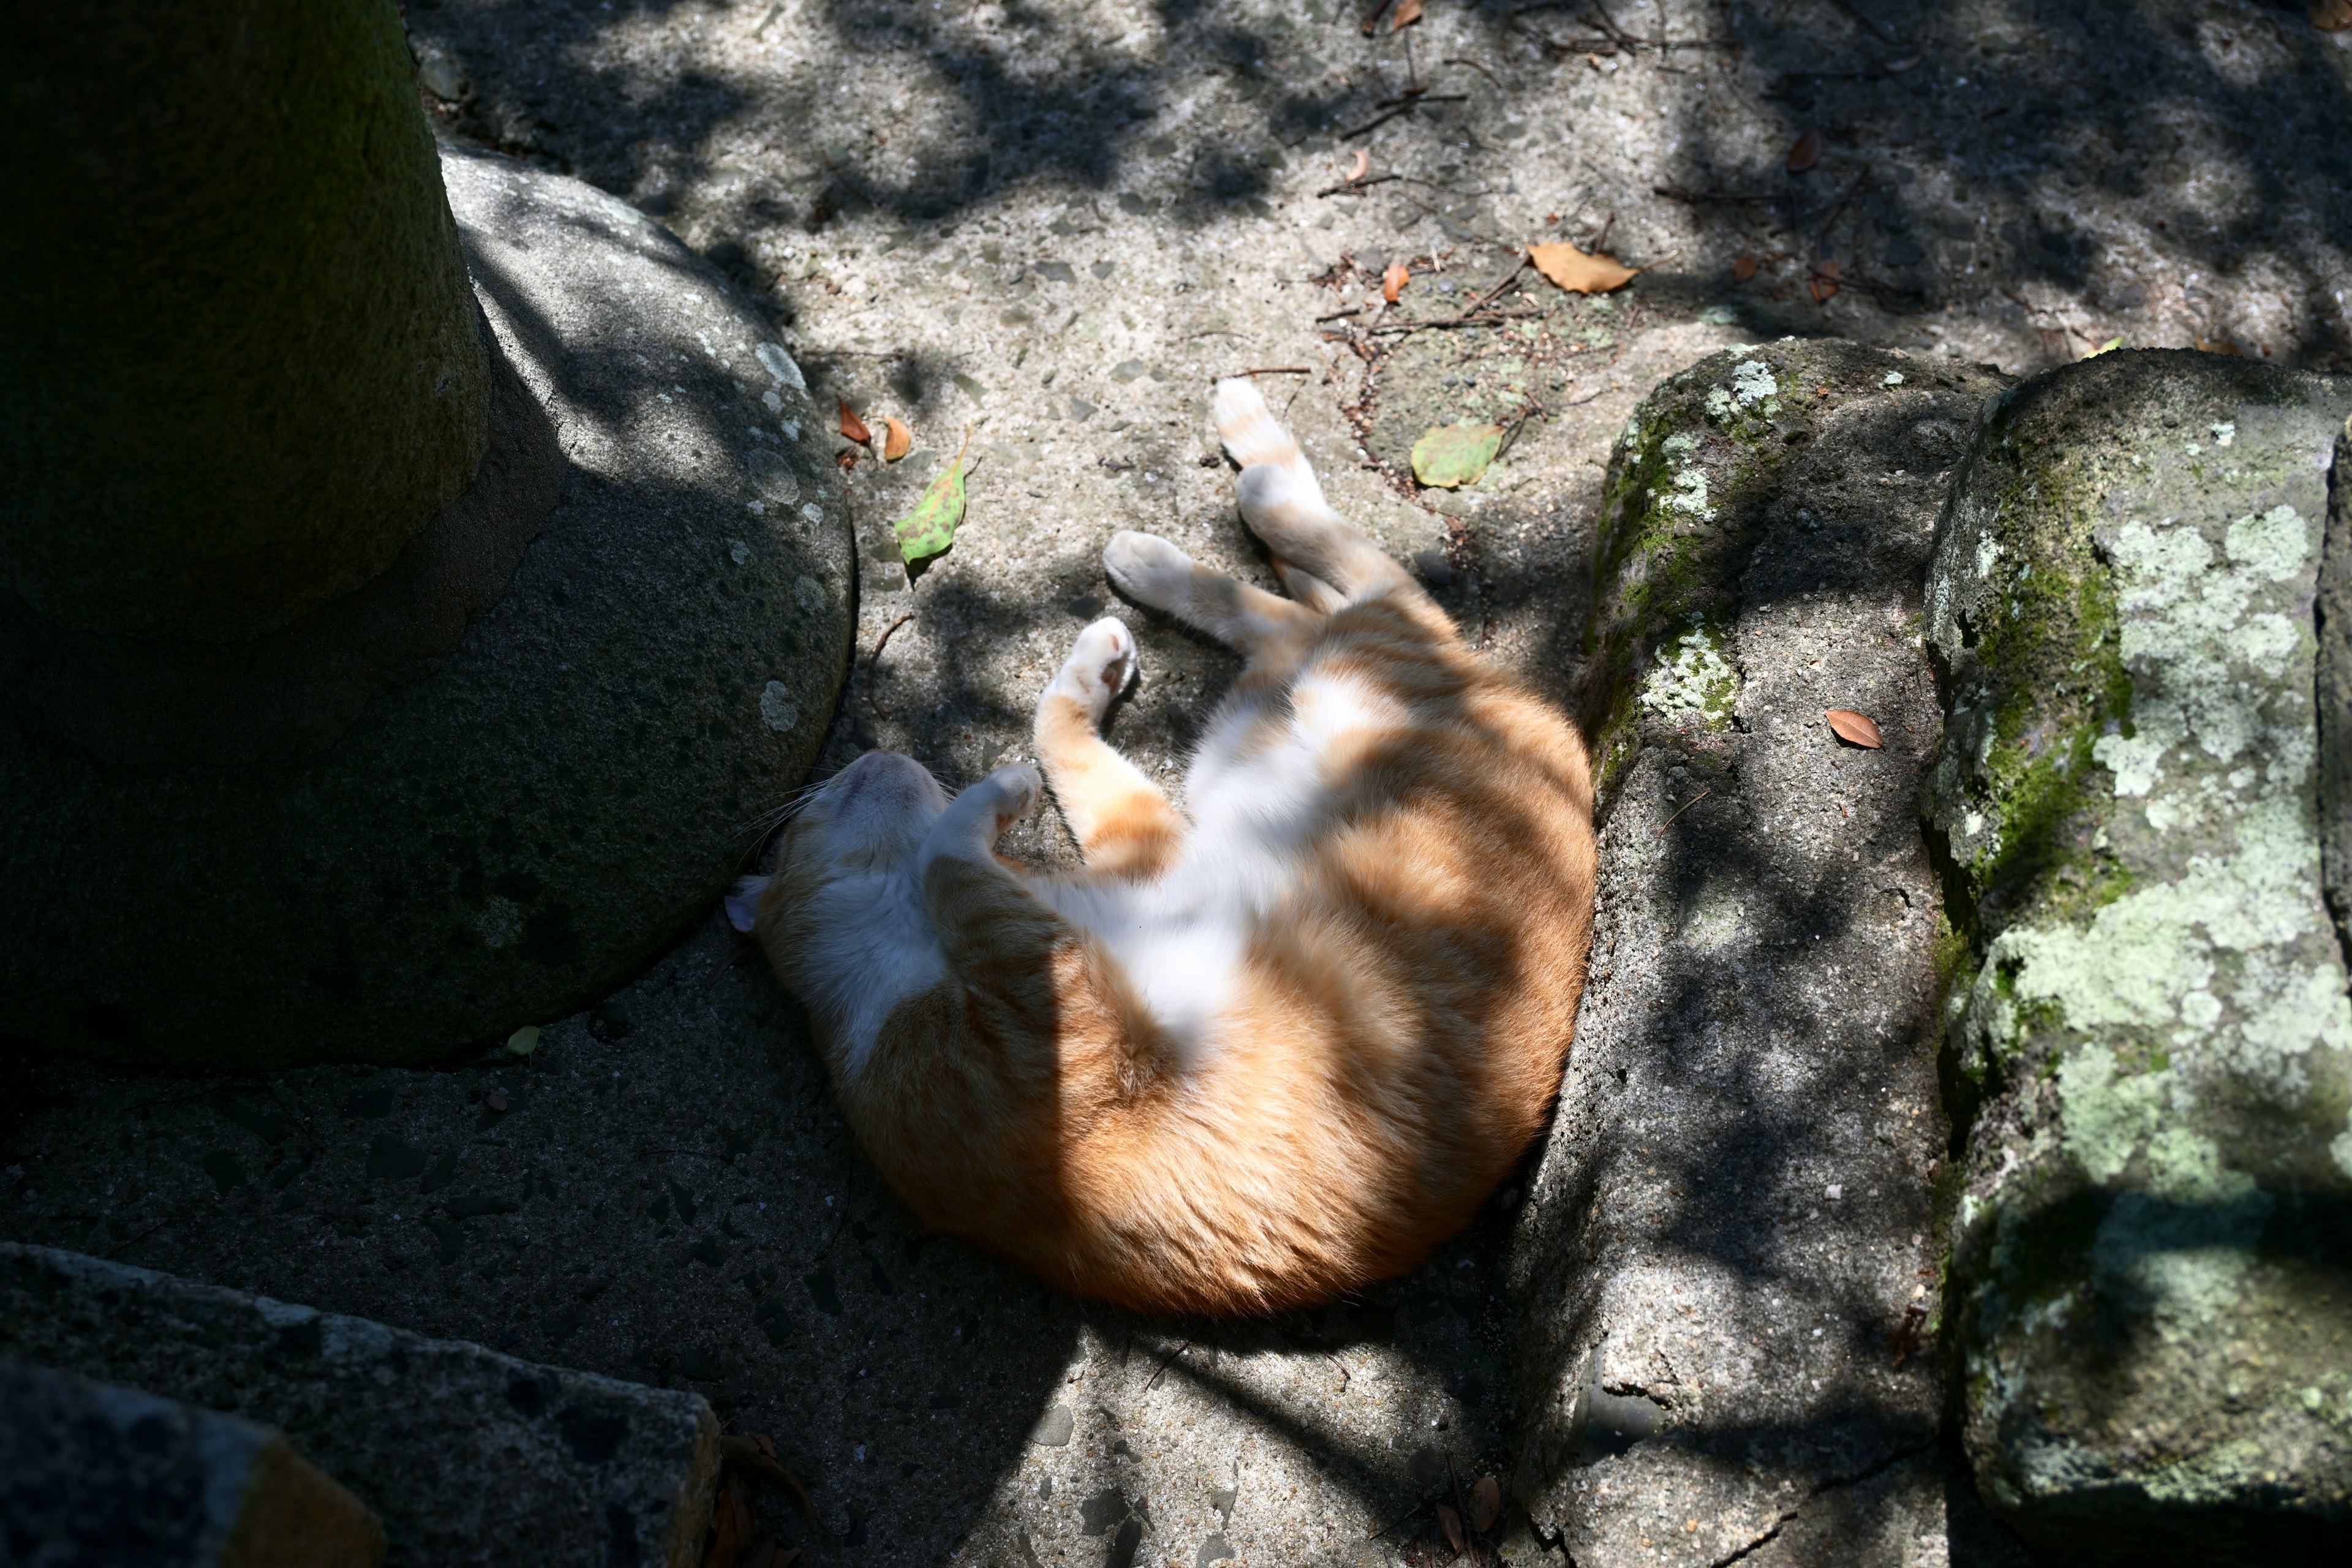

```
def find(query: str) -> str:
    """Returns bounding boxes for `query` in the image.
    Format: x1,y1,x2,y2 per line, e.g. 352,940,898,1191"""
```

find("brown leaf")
1345,148,1370,183
2196,334,2241,356
1809,258,1842,303
1437,1502,1465,1556
835,447,859,472
703,1476,754,1568
1468,1476,1502,1534
1529,240,1638,295
839,399,872,445
1786,128,1823,173
485,1089,508,1113
1732,254,1758,284
1826,709,1884,748
1392,0,1426,29
720,1435,814,1517
1382,261,1409,303
880,415,913,462
2316,0,2352,31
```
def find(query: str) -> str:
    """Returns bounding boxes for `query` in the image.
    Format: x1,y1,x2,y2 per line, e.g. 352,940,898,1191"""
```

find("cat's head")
727,750,947,935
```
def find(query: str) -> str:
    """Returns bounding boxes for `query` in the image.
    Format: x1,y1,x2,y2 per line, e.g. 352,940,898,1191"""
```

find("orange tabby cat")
731,380,1596,1315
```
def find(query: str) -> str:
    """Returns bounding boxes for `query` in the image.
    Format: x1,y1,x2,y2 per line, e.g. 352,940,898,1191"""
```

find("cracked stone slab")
1507,340,2013,1568
1926,350,2352,1558
0,1243,719,1568
0,1357,386,1567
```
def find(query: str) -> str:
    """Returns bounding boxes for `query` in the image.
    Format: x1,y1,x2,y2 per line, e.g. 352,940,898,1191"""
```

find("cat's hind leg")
1103,530,1323,657
1034,617,1185,878
1212,379,1419,605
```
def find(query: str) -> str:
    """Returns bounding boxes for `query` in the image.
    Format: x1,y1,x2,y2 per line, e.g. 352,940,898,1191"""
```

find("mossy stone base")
1509,341,2018,1567
0,146,852,1067
1927,350,2352,1558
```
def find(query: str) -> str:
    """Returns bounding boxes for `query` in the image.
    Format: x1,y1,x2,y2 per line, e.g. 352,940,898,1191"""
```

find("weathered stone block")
0,1244,718,1568
0,1358,385,1567
1926,349,2352,1558
1510,341,2018,1567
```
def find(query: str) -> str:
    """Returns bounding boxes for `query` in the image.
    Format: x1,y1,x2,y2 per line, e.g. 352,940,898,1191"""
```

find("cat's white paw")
981,762,1042,832
1050,617,1137,723
1104,530,1193,612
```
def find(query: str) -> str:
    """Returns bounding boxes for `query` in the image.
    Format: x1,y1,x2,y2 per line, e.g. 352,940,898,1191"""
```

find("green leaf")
1411,422,1505,489
894,433,971,565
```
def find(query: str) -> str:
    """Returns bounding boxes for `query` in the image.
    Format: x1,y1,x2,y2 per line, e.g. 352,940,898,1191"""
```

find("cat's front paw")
1103,530,1194,614
980,763,1041,834
1049,616,1137,724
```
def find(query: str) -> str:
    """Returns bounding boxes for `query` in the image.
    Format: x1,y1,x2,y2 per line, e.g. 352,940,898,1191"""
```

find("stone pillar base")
0,143,853,1067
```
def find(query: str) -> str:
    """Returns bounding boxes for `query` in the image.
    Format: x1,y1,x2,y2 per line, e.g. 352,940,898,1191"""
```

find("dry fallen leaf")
1345,148,1370,183
1382,261,1409,303
1786,127,1823,173
1437,1502,1465,1555
880,415,913,462
2196,335,2241,356
1732,253,1759,284
835,448,859,473
1826,709,1884,748
486,1089,508,1113
703,1475,754,1568
2316,0,2352,31
839,399,872,445
1392,0,1426,29
1810,258,1842,303
720,1434,816,1518
1529,239,1638,295
1468,1476,1502,1534
504,1025,540,1058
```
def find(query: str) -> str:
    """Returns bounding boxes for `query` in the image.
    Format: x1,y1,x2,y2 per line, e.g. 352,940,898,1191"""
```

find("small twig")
1325,1351,1354,1392
1339,94,1466,140
1316,173,1402,197
1238,366,1313,375
1447,253,1531,323
1590,210,1616,254
864,612,916,716
1145,1340,1192,1390
1369,1494,1437,1542
1657,788,1712,834
1443,55,1505,88
1316,307,1364,322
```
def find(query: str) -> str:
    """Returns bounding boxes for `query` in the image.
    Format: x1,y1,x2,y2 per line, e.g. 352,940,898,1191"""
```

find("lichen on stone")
1637,619,1740,728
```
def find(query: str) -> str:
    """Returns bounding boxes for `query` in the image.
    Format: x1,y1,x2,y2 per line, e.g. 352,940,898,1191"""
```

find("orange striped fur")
734,380,1596,1315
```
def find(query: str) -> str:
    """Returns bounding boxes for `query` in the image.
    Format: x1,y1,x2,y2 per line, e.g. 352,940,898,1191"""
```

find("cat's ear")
725,876,770,933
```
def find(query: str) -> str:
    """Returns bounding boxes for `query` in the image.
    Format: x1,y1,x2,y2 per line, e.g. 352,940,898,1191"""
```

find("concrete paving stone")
0,1244,718,1568
10,0,2352,1560
0,1357,385,1568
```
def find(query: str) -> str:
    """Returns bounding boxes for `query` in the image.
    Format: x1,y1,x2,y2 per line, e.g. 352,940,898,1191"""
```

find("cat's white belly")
1037,665,1407,1068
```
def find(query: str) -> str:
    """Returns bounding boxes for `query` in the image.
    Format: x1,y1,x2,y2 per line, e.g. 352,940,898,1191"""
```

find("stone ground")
7,1,2352,1564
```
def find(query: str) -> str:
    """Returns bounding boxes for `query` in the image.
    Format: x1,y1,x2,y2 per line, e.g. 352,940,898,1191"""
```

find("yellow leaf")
1529,240,1638,295
505,1025,540,1057
880,416,913,462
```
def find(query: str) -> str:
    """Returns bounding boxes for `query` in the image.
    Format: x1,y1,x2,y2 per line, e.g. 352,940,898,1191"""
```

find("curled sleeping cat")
731,380,1596,1316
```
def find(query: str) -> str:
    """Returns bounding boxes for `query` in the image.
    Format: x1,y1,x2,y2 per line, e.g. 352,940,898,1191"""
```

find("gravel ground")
8,2,2351,1564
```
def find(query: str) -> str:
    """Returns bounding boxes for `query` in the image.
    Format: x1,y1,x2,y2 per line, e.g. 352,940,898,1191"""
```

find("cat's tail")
1212,378,1327,511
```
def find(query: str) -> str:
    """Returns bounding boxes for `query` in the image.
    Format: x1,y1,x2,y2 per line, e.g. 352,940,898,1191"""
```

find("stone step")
0,1357,385,1567
1507,341,2031,1567
0,1243,718,1568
